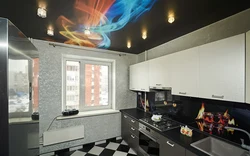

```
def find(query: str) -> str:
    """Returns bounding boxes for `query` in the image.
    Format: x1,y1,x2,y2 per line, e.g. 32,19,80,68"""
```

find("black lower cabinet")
186,150,198,156
159,136,185,156
121,113,140,154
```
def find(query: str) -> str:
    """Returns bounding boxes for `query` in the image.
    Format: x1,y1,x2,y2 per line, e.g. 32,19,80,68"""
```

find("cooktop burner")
139,116,181,132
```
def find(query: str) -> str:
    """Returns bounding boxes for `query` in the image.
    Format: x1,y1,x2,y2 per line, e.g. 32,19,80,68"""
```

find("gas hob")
139,115,181,132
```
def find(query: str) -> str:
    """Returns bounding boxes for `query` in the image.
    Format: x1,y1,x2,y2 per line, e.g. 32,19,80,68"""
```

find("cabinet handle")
179,92,187,95
167,141,175,147
212,95,224,99
131,135,135,139
131,119,135,123
131,127,135,131
156,84,161,86
124,115,127,118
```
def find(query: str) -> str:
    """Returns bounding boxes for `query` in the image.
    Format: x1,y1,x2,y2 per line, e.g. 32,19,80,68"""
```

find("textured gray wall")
33,40,137,154
138,8,250,62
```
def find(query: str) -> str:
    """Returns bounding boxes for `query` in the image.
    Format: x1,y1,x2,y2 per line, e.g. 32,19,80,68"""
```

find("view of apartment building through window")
65,61,80,110
64,58,111,111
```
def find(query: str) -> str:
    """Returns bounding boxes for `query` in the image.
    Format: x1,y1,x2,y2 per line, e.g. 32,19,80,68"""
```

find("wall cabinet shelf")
168,47,199,97
246,31,250,104
198,34,245,102
129,33,249,103
129,61,149,92
149,55,171,88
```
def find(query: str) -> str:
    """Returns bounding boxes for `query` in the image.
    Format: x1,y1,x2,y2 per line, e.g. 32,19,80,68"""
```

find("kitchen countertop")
120,108,151,120
121,108,210,156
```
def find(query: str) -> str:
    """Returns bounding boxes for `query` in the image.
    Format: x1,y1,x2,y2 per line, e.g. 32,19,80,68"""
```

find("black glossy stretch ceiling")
1,0,250,54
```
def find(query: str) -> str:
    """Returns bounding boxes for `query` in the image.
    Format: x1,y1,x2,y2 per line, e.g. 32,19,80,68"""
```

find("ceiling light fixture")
47,27,54,36
142,31,147,40
84,28,91,35
168,14,175,24
37,7,47,18
127,41,131,49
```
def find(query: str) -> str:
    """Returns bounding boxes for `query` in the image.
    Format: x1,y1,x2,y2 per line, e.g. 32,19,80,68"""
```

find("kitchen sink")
191,137,249,156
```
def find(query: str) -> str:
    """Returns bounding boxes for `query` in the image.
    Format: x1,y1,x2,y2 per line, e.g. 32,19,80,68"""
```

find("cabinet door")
199,34,245,102
186,150,198,156
129,62,149,91
160,137,185,156
169,47,199,97
129,65,139,90
127,132,139,153
121,114,129,142
246,31,250,104
149,56,171,87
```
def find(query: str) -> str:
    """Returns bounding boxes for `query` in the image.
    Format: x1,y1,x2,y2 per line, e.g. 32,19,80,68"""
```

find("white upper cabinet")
169,47,199,97
149,55,171,88
246,31,250,104
199,34,245,102
129,61,149,92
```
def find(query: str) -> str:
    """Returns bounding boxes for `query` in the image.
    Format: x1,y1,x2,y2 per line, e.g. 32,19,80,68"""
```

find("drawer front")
160,137,185,156
122,113,139,129
129,125,139,137
129,117,139,129
127,132,139,153
186,150,198,156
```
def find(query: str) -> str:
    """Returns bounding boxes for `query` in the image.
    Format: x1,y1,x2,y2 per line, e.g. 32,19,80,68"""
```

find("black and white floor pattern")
68,139,137,156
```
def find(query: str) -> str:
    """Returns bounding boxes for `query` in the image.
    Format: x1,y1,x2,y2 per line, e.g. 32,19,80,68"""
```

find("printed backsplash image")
144,95,250,146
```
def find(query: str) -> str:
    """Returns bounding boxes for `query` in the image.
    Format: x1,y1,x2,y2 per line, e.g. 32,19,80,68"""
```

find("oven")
139,123,160,156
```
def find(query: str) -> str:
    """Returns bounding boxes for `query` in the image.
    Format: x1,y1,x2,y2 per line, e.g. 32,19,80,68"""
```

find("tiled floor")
63,139,137,156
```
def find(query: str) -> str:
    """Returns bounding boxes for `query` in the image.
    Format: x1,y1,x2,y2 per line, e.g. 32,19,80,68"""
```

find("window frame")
8,58,33,118
62,55,115,112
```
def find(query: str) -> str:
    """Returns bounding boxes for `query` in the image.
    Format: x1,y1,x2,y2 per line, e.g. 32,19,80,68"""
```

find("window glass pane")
66,61,80,109
85,64,109,107
8,59,30,113
33,58,39,112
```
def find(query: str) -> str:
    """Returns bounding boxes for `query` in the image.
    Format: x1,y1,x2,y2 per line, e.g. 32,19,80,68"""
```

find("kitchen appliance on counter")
140,115,181,132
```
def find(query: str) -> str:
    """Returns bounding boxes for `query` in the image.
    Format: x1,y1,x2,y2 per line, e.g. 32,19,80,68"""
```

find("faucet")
225,126,250,155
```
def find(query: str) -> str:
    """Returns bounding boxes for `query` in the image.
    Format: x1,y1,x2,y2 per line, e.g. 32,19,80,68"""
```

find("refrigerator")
0,18,39,156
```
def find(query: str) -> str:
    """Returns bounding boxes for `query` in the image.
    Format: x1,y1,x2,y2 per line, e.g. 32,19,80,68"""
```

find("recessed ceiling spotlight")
127,41,131,48
47,27,54,36
37,7,47,18
142,31,147,40
168,11,175,24
84,28,91,35
168,16,175,24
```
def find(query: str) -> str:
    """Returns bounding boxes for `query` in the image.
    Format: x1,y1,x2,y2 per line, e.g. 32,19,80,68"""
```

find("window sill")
57,109,120,120
9,117,39,125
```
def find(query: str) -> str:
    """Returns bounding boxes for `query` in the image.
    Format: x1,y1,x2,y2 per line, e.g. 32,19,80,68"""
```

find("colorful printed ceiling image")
56,0,157,48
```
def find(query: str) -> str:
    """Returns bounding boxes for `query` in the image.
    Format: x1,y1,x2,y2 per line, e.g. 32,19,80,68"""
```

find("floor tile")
114,139,123,144
84,154,97,156
99,149,116,156
71,151,86,156
127,154,137,156
105,142,120,150
113,151,128,156
95,142,109,148
128,148,136,155
80,143,95,153
88,146,104,155
117,144,130,153
120,140,128,145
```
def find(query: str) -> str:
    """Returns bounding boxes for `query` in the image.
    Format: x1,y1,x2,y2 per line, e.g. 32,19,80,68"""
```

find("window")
62,55,114,111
